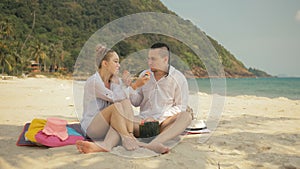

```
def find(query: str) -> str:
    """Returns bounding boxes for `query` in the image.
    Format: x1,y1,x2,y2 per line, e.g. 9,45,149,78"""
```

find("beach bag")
139,121,160,141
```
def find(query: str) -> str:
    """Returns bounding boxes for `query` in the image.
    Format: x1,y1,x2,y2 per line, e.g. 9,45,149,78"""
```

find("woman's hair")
95,44,115,69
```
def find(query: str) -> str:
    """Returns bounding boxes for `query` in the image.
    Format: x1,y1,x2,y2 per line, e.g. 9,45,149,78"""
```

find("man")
127,42,192,154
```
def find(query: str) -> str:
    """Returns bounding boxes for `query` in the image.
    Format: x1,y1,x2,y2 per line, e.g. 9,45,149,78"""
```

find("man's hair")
150,42,171,75
150,42,170,59
150,42,170,51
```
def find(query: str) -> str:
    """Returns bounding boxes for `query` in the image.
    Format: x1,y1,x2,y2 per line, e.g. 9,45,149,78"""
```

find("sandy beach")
0,77,299,169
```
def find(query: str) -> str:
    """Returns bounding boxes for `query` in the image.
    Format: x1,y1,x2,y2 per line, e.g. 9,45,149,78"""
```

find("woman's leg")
77,101,139,153
133,116,142,137
110,100,139,150
76,104,117,153
76,127,120,153
118,99,135,133
86,102,132,140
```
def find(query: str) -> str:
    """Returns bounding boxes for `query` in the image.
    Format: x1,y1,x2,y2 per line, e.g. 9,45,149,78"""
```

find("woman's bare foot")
121,134,139,151
76,140,109,154
141,141,169,154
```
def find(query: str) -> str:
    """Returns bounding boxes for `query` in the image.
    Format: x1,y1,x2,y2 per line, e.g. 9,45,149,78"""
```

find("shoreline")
0,77,299,168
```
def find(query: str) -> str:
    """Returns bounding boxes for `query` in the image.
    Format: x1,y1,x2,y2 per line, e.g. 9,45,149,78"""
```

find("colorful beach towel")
24,118,47,143
16,120,84,147
35,130,84,147
16,123,38,146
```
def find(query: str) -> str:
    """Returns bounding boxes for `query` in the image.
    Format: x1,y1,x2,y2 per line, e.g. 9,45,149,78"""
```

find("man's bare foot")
141,142,169,154
76,140,109,154
121,135,139,151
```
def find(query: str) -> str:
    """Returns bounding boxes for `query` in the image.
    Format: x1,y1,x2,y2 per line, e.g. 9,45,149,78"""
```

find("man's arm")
162,73,189,117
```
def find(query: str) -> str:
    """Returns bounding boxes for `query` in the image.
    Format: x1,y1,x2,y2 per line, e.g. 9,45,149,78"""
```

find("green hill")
0,0,270,78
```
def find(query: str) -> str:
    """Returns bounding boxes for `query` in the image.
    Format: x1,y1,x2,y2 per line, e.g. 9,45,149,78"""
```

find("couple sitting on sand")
76,42,192,154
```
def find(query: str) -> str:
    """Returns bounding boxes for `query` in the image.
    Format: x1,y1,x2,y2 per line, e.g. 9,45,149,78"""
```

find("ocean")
188,77,300,100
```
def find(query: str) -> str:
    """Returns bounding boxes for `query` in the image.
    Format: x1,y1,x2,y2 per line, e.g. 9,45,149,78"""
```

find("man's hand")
131,71,150,90
144,117,157,122
140,117,158,125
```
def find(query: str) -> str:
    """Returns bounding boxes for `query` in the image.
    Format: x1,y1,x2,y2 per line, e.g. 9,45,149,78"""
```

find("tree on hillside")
0,20,14,40
0,20,15,75
0,42,14,75
48,42,64,72
30,42,49,72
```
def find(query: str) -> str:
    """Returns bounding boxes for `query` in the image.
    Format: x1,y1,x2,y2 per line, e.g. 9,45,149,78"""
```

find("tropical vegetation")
0,0,270,78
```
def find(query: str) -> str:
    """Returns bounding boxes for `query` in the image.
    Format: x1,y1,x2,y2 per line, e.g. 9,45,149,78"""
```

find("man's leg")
143,111,192,153
156,111,192,143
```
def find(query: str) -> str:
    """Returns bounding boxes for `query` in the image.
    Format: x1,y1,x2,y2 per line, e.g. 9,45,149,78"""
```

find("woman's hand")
122,70,132,86
110,74,120,84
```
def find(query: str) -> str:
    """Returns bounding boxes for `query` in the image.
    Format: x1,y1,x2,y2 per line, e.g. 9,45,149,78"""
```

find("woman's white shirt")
81,72,127,133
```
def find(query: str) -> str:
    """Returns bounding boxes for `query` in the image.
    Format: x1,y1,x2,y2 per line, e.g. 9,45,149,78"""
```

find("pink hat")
42,117,68,141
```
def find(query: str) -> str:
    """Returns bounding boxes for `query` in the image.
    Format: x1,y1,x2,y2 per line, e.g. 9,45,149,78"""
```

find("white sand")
0,77,299,169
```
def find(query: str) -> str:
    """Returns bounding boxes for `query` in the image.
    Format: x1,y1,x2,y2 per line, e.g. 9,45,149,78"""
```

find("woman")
76,44,139,153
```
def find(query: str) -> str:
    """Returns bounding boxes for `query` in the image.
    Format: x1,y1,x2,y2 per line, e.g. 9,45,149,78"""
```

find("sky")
160,0,300,77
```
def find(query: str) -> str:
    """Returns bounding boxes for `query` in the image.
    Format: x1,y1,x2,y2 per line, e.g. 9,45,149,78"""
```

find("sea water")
188,77,300,100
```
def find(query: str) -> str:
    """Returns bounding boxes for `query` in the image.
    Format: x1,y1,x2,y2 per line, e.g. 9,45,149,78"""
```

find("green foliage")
0,0,265,77
248,67,271,77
